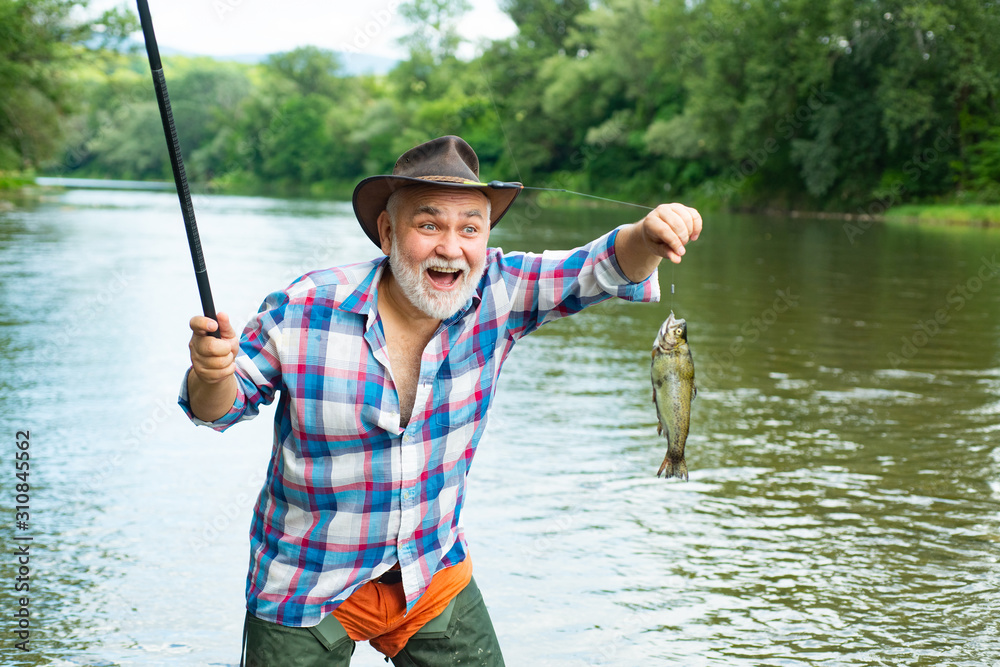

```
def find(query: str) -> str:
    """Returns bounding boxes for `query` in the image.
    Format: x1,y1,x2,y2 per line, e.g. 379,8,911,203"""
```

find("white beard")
388,235,485,320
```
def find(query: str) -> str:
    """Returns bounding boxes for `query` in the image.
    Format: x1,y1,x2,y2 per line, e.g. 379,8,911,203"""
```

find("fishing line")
486,180,677,302
671,263,675,310
518,185,654,211
525,183,678,302
483,179,654,210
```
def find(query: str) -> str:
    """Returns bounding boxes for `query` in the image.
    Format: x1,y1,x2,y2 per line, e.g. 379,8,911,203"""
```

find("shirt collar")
443,286,482,325
337,256,388,316
440,256,492,325
339,253,490,323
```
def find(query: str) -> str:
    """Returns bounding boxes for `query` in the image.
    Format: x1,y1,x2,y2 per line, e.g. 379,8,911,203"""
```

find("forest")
3,0,999,212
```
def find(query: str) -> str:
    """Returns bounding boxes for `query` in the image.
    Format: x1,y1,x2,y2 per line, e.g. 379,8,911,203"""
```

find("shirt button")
402,488,416,501
403,434,413,443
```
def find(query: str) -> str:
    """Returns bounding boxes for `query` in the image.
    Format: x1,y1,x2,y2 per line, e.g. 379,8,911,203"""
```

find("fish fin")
657,456,688,481
693,384,698,400
653,387,663,435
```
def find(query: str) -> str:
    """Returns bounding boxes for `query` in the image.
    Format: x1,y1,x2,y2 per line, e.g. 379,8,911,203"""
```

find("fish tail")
657,456,689,481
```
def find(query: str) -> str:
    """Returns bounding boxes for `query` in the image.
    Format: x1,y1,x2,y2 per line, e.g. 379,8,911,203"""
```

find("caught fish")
651,312,696,480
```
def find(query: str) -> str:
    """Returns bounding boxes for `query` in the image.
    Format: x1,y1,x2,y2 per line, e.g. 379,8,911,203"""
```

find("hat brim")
353,176,522,247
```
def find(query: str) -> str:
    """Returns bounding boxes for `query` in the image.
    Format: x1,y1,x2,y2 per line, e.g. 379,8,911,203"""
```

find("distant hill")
154,43,399,76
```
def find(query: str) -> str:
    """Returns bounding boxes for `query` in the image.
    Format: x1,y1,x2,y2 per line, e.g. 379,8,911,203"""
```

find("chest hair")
379,307,437,427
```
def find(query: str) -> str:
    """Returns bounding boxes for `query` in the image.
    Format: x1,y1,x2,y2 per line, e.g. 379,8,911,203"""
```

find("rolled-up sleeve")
596,226,661,301
177,366,250,431
177,289,289,431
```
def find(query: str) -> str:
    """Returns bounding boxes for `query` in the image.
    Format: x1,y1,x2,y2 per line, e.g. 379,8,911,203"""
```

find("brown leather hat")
352,135,522,246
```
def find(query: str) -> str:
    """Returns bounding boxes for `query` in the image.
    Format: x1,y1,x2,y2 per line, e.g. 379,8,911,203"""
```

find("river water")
0,187,998,666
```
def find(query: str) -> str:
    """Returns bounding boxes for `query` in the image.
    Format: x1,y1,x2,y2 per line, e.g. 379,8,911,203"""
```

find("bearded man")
180,136,702,666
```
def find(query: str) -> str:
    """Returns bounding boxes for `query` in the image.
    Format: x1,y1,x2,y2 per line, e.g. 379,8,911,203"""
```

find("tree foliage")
17,0,1000,208
0,0,136,170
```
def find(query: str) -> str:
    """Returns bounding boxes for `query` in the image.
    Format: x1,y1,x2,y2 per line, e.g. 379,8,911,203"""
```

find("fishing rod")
136,0,221,338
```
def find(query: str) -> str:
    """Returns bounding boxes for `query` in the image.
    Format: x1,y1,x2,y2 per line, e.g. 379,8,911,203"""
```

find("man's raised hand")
641,203,703,264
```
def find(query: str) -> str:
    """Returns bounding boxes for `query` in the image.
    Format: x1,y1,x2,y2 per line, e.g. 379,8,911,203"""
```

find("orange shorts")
331,555,473,658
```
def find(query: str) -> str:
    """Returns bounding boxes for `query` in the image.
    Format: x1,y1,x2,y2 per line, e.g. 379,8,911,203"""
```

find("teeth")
428,267,461,273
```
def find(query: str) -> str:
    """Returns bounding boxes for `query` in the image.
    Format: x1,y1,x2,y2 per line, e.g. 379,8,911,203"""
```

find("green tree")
263,47,346,98
41,0,1000,208
475,0,594,179
0,0,136,170
501,0,591,53
399,0,472,64
66,56,253,182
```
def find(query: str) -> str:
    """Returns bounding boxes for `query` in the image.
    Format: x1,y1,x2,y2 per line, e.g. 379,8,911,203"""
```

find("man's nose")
436,230,462,258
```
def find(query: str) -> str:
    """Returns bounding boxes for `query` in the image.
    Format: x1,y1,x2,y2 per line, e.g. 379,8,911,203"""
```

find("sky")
87,0,518,60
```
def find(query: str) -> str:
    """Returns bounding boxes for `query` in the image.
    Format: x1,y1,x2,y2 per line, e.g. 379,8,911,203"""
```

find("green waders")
242,577,505,667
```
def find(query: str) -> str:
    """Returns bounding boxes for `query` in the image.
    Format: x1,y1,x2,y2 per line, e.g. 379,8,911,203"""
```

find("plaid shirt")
179,227,658,627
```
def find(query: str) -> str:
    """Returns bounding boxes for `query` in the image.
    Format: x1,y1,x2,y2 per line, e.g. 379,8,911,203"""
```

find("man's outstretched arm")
614,203,703,283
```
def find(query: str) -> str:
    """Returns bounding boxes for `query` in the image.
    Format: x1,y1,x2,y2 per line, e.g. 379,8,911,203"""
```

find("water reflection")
0,189,997,666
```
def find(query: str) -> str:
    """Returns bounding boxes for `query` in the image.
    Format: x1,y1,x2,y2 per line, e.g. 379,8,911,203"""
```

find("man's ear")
377,211,392,256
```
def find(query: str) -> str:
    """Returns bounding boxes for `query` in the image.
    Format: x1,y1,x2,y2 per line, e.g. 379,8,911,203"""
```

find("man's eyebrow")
413,204,485,219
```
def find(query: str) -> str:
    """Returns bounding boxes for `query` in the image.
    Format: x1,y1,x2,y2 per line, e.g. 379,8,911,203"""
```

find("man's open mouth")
426,266,463,289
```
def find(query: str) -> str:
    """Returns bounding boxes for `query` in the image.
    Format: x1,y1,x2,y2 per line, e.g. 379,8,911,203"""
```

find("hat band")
414,175,483,185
